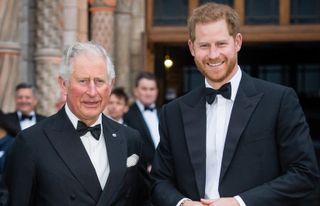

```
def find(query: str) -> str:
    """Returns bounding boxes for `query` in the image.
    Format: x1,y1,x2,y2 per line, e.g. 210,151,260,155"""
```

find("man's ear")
32,96,38,108
188,39,195,56
111,79,115,87
124,105,129,113
235,33,242,52
108,79,115,96
133,87,138,98
58,76,67,95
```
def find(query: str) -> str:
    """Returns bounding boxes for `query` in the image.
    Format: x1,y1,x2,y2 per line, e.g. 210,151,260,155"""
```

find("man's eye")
218,42,227,47
79,80,87,84
200,44,208,48
95,79,106,86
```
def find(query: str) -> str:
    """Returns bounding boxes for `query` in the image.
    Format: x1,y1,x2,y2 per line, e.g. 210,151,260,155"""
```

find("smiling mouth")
207,61,224,67
83,101,99,107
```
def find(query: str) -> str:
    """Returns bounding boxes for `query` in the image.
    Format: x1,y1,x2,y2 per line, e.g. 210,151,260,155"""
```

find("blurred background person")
0,110,14,206
3,83,46,137
0,110,14,177
104,87,129,124
124,72,161,171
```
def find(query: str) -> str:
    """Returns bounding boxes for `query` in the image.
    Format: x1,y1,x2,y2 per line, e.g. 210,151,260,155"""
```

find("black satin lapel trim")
97,118,127,206
219,89,263,183
180,100,207,198
45,111,102,201
14,113,22,133
134,104,154,145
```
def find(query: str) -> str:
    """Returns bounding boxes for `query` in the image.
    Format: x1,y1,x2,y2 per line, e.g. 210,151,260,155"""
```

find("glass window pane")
245,0,279,25
199,0,233,7
153,0,188,26
258,65,284,85
291,0,320,24
297,64,320,96
183,66,203,92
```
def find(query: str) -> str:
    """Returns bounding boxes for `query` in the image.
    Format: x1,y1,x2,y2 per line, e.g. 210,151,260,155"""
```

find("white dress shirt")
106,115,125,125
18,111,36,130
205,67,246,206
65,104,109,189
136,100,160,148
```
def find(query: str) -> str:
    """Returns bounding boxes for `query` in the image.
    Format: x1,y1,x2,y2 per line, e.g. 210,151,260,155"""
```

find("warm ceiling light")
164,55,173,69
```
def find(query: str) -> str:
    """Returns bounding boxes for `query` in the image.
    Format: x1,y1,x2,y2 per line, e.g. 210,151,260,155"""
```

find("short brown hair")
135,72,157,87
111,87,129,105
187,2,240,42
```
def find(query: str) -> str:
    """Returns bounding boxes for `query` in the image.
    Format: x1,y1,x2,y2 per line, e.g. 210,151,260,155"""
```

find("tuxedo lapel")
96,117,127,206
9,112,21,133
13,113,22,132
219,73,263,182
45,109,102,201
180,87,207,197
132,103,154,145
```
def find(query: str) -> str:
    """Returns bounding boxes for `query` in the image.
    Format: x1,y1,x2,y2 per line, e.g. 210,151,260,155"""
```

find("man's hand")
200,197,240,206
182,200,205,206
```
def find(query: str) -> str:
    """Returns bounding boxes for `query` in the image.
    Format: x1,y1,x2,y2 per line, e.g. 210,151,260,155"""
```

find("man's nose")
208,46,219,59
87,82,98,96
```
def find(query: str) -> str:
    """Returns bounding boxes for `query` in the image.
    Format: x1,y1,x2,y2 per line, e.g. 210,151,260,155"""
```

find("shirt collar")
136,100,156,112
17,111,36,119
205,66,242,101
64,103,102,129
106,115,124,124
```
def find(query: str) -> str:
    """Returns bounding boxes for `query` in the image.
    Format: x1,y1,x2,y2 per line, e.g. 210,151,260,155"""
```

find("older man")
5,42,150,206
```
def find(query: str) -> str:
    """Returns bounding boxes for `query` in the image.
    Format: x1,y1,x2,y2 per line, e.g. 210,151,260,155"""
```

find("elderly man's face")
61,53,112,125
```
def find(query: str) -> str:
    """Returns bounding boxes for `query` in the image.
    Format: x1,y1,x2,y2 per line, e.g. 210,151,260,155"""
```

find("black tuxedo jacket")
124,103,161,165
4,108,150,206
151,72,319,206
3,112,46,136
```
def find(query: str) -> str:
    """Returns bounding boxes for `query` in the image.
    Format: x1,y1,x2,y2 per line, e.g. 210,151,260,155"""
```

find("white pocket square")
126,154,139,167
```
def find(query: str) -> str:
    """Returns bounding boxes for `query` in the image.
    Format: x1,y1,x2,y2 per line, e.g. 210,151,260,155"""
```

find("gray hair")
60,41,115,84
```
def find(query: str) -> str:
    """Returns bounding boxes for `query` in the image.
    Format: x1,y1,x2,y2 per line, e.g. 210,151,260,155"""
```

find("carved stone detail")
34,0,63,116
0,0,21,112
36,0,62,50
91,11,114,57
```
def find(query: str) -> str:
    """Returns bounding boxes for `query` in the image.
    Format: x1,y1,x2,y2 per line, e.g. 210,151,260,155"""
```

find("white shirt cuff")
234,195,246,206
176,198,190,206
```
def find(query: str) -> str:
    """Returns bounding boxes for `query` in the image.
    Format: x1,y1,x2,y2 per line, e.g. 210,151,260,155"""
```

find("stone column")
0,42,20,112
34,0,63,116
129,0,145,89
63,0,88,48
114,0,133,91
0,0,21,112
20,0,36,84
89,0,116,58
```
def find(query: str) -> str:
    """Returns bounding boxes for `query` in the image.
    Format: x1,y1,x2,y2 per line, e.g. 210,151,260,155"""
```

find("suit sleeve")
240,88,319,205
4,134,36,206
151,105,186,206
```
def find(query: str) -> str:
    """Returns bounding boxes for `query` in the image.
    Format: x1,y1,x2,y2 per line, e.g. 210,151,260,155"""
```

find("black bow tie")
205,82,231,104
144,106,155,112
76,121,101,140
20,114,33,121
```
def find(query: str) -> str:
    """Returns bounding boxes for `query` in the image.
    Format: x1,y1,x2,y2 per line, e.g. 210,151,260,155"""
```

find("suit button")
70,194,76,200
